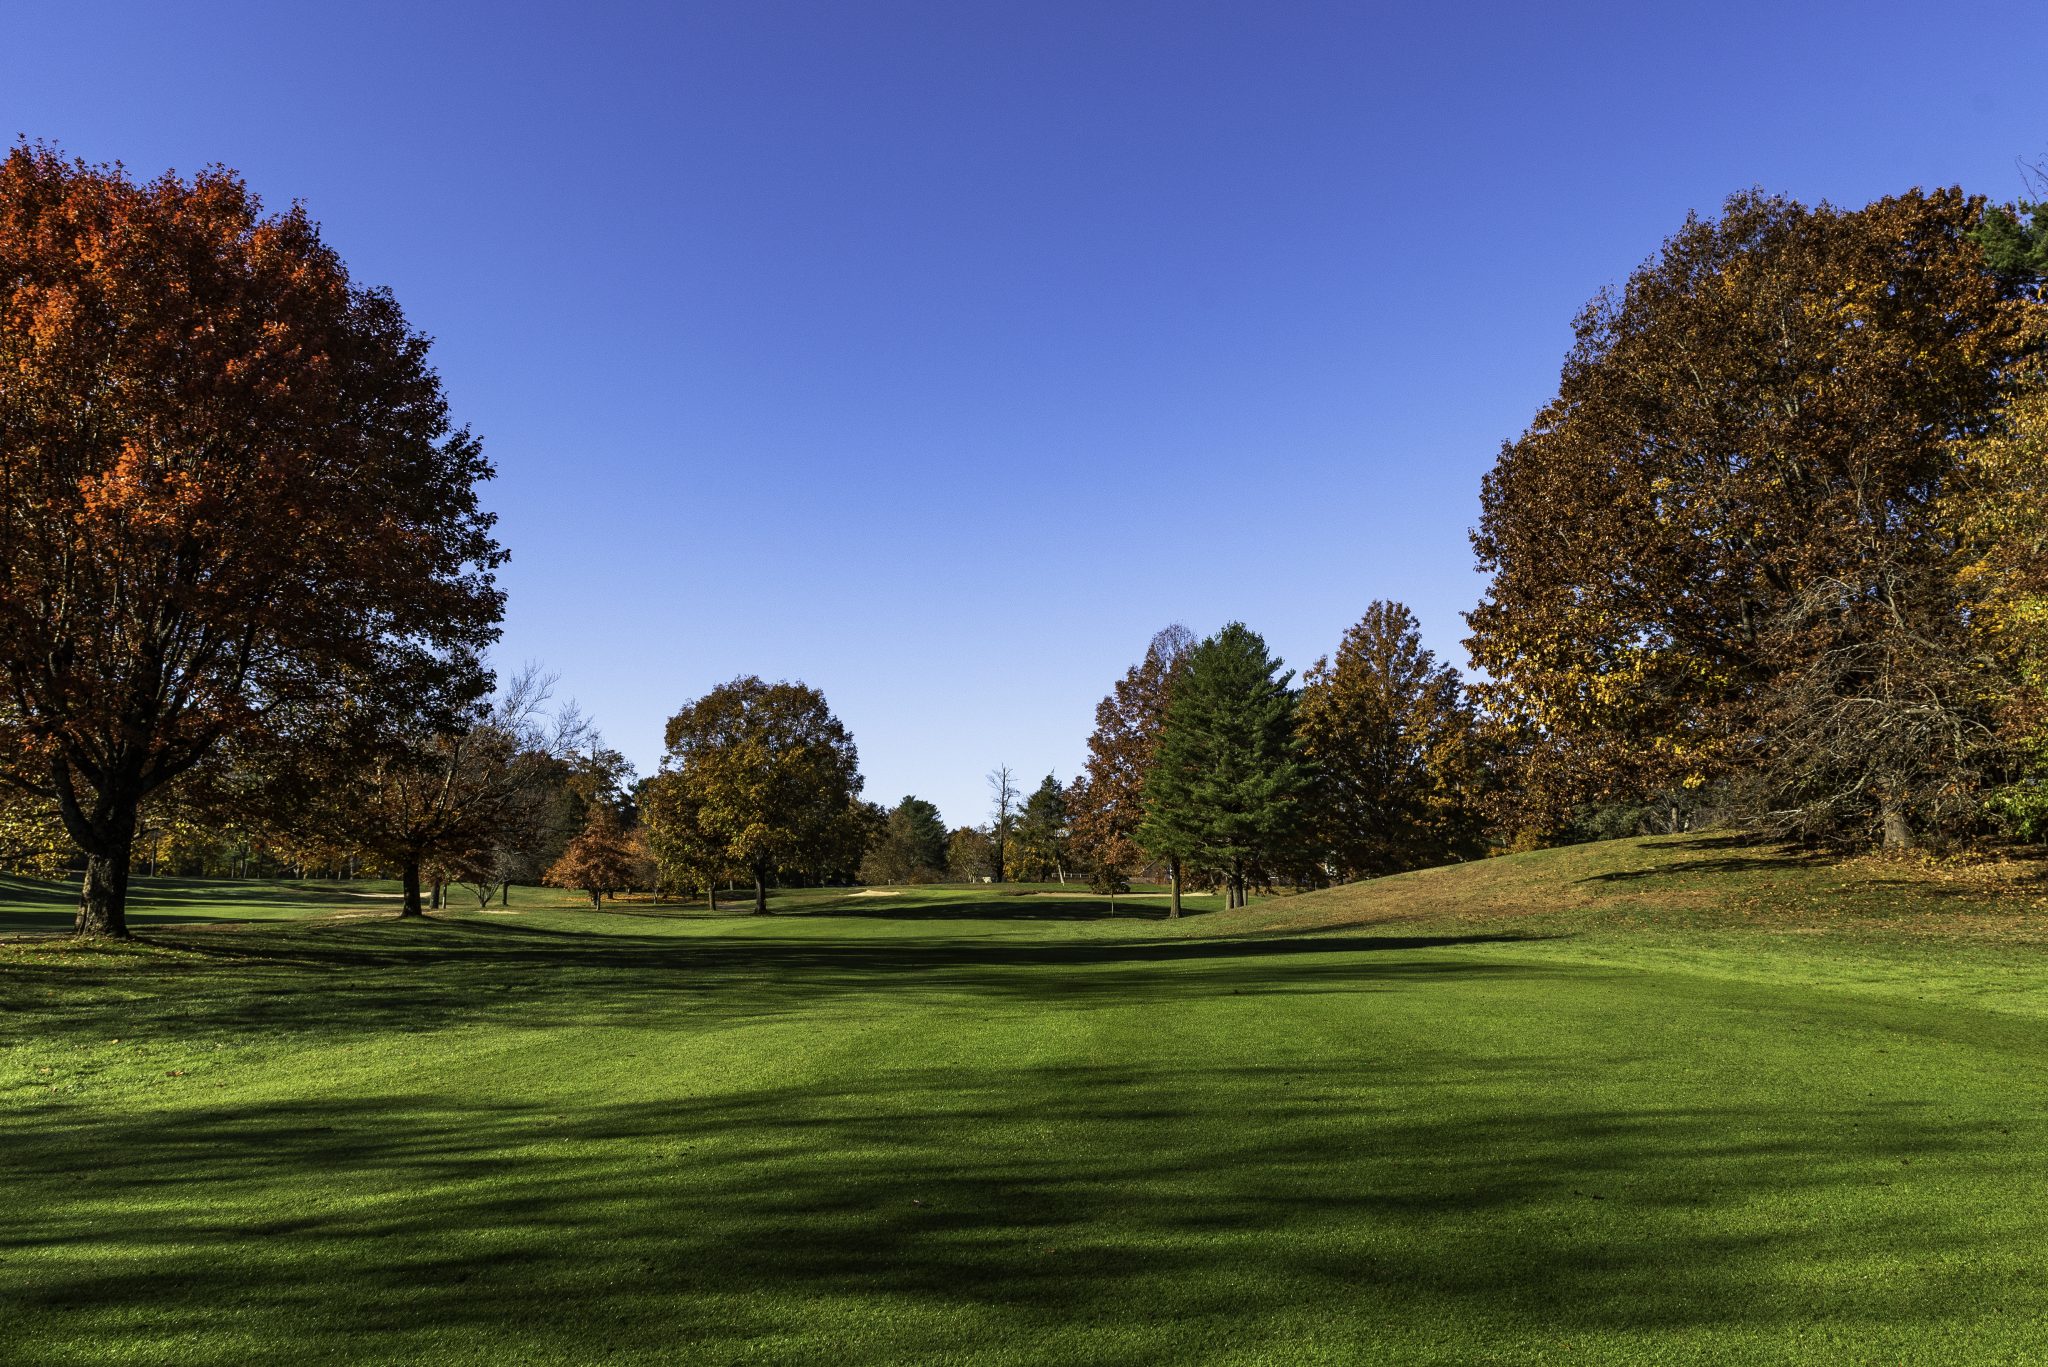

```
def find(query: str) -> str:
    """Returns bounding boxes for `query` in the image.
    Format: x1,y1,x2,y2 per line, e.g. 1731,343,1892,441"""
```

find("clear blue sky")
5,2,2042,827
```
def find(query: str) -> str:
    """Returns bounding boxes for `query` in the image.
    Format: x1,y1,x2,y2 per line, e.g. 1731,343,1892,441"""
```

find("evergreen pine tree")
1138,623,1312,911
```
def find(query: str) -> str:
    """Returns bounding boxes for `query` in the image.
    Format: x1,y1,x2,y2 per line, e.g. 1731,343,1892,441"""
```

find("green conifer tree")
1137,623,1312,912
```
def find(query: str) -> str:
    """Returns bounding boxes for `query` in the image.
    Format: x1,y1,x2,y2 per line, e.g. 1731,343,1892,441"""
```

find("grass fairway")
6,838,2048,1364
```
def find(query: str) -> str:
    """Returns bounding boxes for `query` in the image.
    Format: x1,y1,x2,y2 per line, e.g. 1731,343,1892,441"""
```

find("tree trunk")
1168,856,1182,919
707,883,717,912
400,858,425,917
76,844,133,938
501,881,510,907
588,889,601,908
753,867,769,915
1882,799,1913,852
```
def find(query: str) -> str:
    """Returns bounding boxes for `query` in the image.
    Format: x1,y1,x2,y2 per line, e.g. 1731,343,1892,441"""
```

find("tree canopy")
545,802,639,908
859,795,949,885
1008,774,1072,883
1138,623,1311,908
658,677,864,914
1071,625,1194,904
0,145,504,934
1298,601,1484,877
1467,188,2045,848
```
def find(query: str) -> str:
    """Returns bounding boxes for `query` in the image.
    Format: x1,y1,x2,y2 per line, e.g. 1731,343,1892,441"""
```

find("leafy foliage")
946,825,994,882
859,796,949,885
545,803,640,907
658,677,864,913
0,144,504,933
321,668,595,914
1298,602,1486,877
1070,625,1194,894
1952,374,2048,837
1008,775,1072,883
1467,188,2044,849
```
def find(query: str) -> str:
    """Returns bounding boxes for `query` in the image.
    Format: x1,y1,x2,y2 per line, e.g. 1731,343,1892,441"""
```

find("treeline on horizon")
4,142,2048,936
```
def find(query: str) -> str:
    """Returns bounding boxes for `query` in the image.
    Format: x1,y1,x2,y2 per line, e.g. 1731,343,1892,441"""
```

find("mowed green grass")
6,838,2048,1365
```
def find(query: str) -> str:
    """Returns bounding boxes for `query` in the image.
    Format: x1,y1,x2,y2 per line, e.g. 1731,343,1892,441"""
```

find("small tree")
641,770,734,909
946,825,994,882
329,667,590,917
1088,861,1130,916
545,804,637,908
986,766,1018,883
1072,625,1196,909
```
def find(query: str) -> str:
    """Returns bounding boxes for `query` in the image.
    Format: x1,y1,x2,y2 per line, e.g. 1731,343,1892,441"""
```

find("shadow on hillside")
1,1057,2025,1357
1578,834,1830,885
0,918,1552,1045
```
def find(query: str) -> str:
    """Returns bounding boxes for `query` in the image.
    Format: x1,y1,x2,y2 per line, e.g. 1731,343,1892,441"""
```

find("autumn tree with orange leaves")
546,803,639,908
0,145,504,935
1070,624,1195,912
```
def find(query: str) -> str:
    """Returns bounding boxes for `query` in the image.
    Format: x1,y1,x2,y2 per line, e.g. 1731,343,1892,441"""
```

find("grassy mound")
4,838,2047,1363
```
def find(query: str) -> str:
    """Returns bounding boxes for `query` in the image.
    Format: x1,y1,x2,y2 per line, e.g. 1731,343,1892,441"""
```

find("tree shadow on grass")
1,1058,2036,1363
1576,834,1835,887
804,895,1184,922
0,874,399,933
0,918,1559,1047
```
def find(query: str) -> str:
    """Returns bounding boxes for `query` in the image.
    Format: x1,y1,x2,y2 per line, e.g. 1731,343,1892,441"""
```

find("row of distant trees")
847,603,1485,914
9,143,2048,936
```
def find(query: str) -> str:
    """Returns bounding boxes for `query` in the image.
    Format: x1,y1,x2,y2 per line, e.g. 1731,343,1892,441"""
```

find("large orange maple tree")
0,144,505,935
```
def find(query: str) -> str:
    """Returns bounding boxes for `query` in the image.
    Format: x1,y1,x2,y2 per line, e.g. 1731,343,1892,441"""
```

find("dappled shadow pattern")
4,1058,2040,1363
0,875,397,932
0,916,1551,1047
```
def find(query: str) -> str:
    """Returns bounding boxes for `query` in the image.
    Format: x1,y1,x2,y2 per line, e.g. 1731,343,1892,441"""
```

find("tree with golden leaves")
0,144,504,934
1952,373,2048,836
1298,601,1484,877
657,677,863,914
1468,189,2043,848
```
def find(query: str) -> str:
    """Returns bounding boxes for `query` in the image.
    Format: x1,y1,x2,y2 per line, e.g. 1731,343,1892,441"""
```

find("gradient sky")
5,1,2042,826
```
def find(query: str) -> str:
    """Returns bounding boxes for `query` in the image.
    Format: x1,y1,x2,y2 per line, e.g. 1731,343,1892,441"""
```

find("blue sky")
5,1,2042,826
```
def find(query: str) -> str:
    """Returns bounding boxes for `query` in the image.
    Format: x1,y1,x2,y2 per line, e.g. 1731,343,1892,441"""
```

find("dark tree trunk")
501,881,510,907
76,844,133,938
753,866,769,915
59,777,140,939
588,889,601,908
1168,856,1182,919
707,883,717,912
400,858,425,917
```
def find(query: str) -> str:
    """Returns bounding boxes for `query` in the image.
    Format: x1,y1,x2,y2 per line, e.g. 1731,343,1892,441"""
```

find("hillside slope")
1186,833,2048,1019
